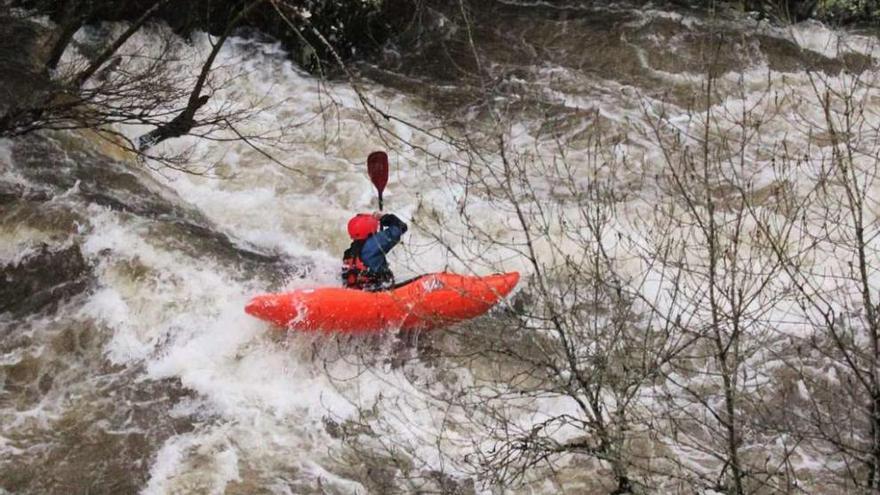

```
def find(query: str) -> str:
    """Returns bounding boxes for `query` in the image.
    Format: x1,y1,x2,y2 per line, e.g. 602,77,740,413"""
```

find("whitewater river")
2,2,879,493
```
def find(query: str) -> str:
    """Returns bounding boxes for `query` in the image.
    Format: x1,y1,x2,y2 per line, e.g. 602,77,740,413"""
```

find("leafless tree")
275,6,879,495
639,59,806,493
310,22,874,495
1,0,314,173
744,63,880,493
442,138,681,494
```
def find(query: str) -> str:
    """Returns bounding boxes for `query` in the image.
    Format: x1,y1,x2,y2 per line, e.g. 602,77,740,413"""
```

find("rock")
0,182,53,204
0,243,91,316
7,133,303,287
0,12,55,116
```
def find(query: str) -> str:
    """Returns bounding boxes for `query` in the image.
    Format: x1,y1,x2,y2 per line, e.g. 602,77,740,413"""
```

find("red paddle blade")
367,151,389,194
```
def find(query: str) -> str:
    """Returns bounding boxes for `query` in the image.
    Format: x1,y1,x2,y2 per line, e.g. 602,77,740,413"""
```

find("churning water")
1,2,879,493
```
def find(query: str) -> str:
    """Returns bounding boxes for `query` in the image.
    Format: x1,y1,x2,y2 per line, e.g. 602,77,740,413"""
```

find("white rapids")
1,6,879,494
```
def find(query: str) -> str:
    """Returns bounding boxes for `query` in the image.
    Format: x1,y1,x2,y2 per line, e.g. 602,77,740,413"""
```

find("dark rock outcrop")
0,243,92,316
0,12,56,118
7,133,305,287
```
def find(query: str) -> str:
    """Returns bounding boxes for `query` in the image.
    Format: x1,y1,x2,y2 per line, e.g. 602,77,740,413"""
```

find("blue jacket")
360,214,407,273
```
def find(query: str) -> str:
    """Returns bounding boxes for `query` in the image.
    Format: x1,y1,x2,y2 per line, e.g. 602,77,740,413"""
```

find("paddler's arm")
360,214,407,272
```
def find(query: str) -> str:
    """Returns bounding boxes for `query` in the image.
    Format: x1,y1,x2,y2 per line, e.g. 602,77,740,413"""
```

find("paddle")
367,151,389,211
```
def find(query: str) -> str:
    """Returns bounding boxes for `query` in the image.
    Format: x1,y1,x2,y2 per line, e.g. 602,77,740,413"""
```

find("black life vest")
341,240,393,291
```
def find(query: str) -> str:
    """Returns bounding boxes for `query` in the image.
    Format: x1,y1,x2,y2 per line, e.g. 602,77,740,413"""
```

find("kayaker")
342,212,408,291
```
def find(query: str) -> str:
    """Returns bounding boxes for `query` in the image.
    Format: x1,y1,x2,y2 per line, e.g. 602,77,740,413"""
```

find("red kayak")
245,272,520,333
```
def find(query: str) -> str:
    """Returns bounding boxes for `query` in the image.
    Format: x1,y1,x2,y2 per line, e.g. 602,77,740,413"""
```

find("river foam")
3,4,880,492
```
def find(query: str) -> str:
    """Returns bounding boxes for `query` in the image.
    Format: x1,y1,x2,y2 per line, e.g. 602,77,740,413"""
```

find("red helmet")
347,213,380,240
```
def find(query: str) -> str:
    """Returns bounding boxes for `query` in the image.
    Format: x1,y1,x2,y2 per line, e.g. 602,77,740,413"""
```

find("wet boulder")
8,133,303,287
0,12,55,118
0,243,92,316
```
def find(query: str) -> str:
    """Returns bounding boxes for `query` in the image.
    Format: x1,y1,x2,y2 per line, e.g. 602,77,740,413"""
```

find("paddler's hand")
372,211,384,220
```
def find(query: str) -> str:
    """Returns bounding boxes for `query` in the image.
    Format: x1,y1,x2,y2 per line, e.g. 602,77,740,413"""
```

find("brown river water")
2,1,879,493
